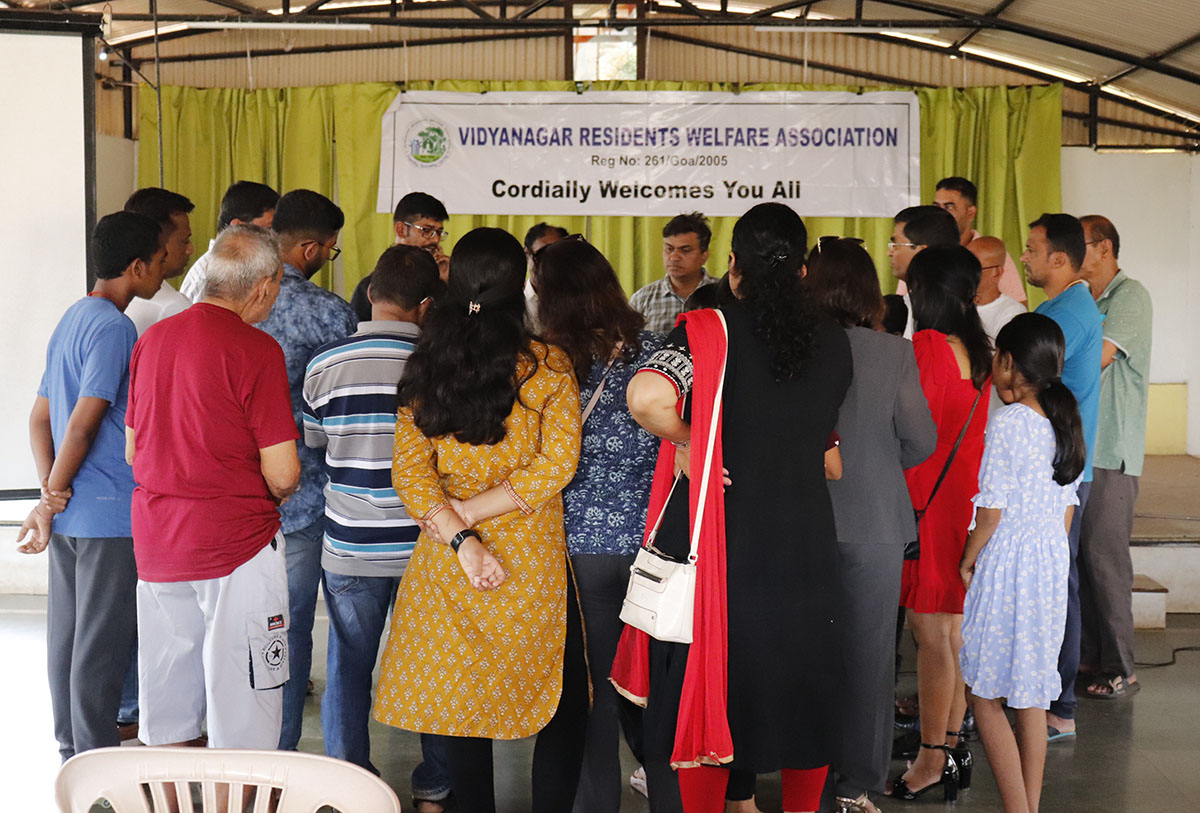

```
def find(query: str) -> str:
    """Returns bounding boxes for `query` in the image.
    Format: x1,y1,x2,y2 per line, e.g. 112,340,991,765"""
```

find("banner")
378,90,919,218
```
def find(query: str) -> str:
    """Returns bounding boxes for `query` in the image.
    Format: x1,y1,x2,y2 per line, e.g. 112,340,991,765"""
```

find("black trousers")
443,570,590,813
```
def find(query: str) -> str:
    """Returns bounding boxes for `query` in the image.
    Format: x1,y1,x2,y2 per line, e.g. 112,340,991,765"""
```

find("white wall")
96,135,137,217
1060,147,1200,452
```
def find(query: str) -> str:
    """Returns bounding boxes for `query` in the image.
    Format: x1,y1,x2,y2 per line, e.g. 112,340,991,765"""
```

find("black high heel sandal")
888,743,960,802
948,729,973,790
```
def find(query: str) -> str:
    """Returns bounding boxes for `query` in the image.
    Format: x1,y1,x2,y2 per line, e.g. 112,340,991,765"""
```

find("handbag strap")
919,384,983,518
686,310,729,564
580,348,621,426
642,311,729,565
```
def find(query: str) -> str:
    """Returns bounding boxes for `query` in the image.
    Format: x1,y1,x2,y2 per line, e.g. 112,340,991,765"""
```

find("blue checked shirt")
258,264,358,533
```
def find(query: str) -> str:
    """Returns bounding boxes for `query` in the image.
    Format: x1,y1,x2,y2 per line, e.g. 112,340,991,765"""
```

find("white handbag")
619,311,727,644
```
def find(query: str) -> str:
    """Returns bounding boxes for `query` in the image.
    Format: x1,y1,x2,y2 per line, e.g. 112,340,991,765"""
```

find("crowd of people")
18,174,1153,813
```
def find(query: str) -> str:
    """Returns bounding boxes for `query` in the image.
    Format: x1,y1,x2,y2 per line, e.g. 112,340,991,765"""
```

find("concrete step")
1132,573,1167,629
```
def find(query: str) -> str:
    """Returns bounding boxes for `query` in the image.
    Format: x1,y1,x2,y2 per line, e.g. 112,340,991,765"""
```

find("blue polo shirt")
1035,280,1103,482
37,296,138,537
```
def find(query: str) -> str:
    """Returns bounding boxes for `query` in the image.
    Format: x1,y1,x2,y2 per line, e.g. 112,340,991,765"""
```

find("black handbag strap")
918,385,984,519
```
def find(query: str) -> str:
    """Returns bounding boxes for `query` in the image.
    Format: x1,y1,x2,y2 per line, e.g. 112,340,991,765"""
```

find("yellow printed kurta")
373,343,581,740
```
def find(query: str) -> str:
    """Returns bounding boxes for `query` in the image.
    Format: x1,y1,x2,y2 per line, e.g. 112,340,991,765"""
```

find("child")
958,312,1086,813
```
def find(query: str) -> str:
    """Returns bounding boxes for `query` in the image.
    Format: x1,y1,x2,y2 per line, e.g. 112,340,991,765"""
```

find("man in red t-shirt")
125,224,300,749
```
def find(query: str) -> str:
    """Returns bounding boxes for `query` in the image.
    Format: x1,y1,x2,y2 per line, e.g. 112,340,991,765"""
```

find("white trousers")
137,533,290,748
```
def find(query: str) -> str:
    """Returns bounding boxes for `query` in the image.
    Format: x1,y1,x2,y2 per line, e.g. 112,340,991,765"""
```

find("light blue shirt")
37,297,137,537
1035,280,1103,482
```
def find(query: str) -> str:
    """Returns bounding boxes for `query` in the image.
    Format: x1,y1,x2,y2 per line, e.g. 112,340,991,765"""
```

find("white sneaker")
630,766,648,798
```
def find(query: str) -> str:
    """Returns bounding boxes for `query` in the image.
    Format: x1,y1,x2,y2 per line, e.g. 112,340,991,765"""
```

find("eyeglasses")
532,233,586,263
1084,239,1105,247
818,235,866,246
980,264,1003,271
404,222,447,240
888,241,919,250
302,240,341,261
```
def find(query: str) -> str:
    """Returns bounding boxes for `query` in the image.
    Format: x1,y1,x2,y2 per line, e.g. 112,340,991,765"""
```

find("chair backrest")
55,747,403,813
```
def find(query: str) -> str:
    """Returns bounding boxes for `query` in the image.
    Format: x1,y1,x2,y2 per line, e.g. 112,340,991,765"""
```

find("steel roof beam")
1101,30,1200,85
950,0,1016,51
747,0,821,21
866,0,1200,87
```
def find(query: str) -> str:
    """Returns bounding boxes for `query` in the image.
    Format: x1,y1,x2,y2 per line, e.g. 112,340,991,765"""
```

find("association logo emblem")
406,119,450,167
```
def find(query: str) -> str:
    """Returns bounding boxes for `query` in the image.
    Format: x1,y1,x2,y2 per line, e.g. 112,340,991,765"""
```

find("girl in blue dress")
958,313,1086,813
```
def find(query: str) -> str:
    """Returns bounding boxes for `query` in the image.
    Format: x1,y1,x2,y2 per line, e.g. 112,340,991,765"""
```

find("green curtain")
139,81,1061,300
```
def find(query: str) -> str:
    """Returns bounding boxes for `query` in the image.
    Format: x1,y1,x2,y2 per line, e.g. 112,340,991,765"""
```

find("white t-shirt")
179,238,217,303
125,280,192,336
977,293,1026,343
977,293,1026,413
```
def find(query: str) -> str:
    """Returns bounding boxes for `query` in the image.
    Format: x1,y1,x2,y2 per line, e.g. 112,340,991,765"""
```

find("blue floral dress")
562,331,663,555
959,403,1080,710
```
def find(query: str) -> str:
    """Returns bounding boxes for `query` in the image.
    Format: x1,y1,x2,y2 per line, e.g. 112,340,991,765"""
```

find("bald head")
968,236,1007,305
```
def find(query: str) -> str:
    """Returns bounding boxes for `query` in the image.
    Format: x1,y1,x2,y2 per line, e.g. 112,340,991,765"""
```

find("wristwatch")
450,528,482,553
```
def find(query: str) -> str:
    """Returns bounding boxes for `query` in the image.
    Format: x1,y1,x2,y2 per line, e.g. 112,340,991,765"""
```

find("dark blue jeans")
322,570,451,800
279,518,325,751
1050,480,1091,721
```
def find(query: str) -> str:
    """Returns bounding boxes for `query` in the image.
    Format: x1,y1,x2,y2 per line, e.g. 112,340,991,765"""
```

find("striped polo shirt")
302,321,420,577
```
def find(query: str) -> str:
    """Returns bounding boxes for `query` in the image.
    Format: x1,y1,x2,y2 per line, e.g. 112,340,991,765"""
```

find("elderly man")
125,225,300,748
1021,213,1103,740
1076,215,1152,701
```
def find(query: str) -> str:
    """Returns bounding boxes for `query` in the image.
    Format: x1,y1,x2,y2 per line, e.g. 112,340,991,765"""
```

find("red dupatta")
609,307,734,769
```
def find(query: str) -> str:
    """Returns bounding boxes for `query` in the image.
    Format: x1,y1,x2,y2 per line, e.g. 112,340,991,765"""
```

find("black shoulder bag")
903,386,984,561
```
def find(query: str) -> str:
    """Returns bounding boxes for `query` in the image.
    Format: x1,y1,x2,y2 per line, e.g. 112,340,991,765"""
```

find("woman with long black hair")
532,236,662,813
373,227,588,813
888,244,993,803
612,203,853,813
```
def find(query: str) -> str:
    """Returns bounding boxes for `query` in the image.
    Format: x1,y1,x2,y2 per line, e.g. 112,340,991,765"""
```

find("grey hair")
203,224,282,301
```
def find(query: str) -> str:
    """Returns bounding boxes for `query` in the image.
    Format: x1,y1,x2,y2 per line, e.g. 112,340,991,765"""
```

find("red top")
127,304,299,582
901,330,989,615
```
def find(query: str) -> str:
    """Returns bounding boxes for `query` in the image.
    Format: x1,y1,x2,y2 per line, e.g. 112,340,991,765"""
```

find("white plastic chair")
55,747,402,813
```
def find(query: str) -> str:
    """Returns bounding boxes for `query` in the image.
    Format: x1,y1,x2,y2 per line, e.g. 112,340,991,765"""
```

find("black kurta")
640,301,853,772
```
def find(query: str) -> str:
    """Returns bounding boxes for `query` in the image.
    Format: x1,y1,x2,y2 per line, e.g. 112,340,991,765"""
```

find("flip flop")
1084,674,1141,700
1047,725,1076,743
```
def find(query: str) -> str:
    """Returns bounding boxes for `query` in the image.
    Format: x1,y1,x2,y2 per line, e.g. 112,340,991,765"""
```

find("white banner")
378,90,920,218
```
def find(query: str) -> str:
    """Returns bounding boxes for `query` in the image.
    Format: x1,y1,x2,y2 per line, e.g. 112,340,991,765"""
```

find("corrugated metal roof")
20,0,1200,137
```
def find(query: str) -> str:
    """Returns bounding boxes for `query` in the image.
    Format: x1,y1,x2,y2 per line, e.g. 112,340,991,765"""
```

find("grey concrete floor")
5,594,1198,812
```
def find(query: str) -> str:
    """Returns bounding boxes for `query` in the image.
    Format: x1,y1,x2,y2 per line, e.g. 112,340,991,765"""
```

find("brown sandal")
1084,674,1139,700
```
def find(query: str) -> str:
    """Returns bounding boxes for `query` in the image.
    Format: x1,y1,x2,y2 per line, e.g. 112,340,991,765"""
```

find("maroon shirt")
127,303,299,581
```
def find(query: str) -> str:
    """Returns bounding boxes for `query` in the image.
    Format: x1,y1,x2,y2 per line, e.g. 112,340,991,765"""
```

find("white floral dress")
959,403,1079,710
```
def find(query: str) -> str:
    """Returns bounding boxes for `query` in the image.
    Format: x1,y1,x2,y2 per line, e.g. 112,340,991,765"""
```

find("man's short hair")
523,222,570,253
895,205,960,247
393,192,449,224
1030,212,1086,271
203,224,281,301
663,212,711,252
217,181,280,231
124,187,195,229
935,176,978,207
272,189,344,247
92,211,162,280
1081,214,1120,259
368,245,444,310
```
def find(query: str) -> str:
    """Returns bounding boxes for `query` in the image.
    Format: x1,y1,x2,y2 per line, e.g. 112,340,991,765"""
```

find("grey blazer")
827,326,937,546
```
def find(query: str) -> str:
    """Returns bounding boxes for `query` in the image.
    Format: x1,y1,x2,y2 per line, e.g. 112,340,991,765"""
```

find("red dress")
900,330,989,615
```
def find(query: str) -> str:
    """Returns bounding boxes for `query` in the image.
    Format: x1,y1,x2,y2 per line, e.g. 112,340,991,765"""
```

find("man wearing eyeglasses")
888,205,960,338
349,192,451,321
258,189,359,752
968,236,1027,343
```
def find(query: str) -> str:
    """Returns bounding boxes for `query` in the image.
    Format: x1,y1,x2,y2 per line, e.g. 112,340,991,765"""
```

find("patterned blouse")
563,331,664,556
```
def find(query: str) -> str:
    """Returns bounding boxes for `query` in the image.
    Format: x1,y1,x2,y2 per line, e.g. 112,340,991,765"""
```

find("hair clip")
769,251,789,267
467,301,482,316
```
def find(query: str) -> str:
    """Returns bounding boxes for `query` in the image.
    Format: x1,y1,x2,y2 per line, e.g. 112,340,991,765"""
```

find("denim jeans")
1050,480,1091,721
279,518,325,750
321,570,451,800
118,639,139,724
